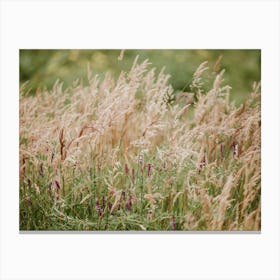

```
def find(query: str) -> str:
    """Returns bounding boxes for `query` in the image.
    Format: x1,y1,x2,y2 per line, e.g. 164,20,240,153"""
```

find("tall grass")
19,56,261,231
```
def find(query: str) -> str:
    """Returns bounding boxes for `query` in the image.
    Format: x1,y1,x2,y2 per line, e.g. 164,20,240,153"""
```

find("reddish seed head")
54,180,61,189
147,209,153,220
147,163,152,177
117,202,121,211
171,216,176,230
95,200,101,216
199,154,206,172
131,168,135,183
201,155,206,166
39,163,44,177
22,158,26,175
108,201,112,210
102,196,106,210
124,164,129,175
232,141,238,157
121,191,126,200
220,144,224,159
125,196,132,211
51,152,55,163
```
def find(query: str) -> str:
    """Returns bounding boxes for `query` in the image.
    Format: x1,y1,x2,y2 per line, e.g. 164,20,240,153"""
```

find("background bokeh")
20,49,261,104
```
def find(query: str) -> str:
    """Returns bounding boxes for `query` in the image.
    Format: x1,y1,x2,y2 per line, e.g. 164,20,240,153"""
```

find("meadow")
19,52,261,231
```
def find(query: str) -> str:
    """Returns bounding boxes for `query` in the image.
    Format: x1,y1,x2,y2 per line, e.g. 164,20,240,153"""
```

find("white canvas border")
0,0,279,279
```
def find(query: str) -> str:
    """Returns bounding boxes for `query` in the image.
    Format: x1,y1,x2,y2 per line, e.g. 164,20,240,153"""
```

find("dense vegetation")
20,52,261,231
20,49,260,105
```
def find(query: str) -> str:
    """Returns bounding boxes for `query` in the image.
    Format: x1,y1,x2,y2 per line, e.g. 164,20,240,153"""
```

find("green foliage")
20,49,260,105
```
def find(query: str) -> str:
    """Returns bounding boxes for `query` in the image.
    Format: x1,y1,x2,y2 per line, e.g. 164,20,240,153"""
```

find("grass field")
19,52,261,231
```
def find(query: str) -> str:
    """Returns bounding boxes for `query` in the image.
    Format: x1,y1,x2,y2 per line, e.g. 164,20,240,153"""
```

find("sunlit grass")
20,55,261,231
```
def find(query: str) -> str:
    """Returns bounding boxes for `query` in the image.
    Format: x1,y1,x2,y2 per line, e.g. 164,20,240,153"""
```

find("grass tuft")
20,57,261,231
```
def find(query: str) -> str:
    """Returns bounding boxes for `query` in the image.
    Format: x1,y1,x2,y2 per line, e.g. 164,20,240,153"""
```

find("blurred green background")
20,49,260,104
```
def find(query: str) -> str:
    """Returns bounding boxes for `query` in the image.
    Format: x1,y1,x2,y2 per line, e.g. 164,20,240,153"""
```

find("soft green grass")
20,143,258,231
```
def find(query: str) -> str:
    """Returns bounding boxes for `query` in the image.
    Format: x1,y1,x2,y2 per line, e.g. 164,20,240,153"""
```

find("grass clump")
20,55,261,231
